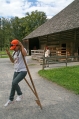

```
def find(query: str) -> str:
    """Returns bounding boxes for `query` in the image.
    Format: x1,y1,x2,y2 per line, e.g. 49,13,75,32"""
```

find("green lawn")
38,66,79,94
0,51,7,58
0,50,12,58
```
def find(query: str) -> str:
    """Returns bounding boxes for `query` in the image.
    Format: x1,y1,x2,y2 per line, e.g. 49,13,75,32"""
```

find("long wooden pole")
21,49,42,109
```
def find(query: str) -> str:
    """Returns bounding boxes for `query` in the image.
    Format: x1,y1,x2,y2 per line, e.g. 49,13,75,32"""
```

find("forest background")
0,10,47,51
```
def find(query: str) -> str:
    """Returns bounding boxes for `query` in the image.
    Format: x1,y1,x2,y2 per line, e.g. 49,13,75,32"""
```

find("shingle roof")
23,0,79,40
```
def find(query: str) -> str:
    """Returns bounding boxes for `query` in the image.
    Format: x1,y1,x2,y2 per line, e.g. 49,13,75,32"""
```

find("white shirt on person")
45,49,50,57
13,48,27,72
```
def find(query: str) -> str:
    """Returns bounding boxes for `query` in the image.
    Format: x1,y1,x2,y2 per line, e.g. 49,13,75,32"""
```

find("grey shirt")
13,49,27,72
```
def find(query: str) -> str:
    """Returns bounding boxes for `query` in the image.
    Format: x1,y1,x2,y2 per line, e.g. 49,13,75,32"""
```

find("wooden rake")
20,49,42,109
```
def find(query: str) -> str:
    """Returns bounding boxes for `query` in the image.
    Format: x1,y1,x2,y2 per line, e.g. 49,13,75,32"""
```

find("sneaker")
15,95,23,101
4,100,14,107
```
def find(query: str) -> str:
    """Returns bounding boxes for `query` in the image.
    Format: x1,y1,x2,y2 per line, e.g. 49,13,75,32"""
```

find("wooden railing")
31,49,71,61
31,50,79,69
41,55,79,69
31,50,44,62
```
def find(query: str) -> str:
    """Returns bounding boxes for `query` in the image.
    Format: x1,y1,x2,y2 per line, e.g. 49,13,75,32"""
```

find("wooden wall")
39,28,79,56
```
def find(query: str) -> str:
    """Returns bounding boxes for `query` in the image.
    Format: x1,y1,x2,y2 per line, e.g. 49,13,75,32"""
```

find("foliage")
25,10,47,34
38,66,79,94
0,10,47,50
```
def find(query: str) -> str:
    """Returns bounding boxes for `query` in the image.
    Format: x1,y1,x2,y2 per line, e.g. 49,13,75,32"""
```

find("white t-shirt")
13,49,27,72
45,49,50,57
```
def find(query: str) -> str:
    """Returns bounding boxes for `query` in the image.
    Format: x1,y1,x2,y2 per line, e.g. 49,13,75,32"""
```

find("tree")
24,10,47,35
0,10,47,50
11,17,26,41
10,17,22,40
1,18,13,49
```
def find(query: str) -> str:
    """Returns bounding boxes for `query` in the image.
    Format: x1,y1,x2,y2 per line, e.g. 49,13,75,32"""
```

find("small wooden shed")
23,0,79,56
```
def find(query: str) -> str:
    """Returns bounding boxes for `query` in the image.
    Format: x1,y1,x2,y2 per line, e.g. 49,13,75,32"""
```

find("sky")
0,0,74,19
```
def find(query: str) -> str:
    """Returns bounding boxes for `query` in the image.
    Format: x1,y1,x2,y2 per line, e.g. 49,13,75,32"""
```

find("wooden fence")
41,55,79,69
31,50,44,62
31,50,79,69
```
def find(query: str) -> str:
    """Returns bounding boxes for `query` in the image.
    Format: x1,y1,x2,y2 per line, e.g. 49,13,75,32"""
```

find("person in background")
44,46,50,67
4,39,27,107
33,46,37,50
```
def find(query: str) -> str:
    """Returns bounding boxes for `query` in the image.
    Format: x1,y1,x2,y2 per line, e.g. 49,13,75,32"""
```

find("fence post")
42,57,44,70
42,49,45,70
66,52,67,67
42,56,45,70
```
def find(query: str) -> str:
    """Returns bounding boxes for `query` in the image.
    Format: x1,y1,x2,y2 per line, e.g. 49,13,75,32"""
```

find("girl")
4,39,27,107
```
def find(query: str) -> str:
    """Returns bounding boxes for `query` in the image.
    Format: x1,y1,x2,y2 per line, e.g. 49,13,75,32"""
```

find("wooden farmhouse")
23,0,79,56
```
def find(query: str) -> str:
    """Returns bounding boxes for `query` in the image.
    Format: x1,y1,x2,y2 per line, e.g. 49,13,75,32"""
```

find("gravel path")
0,57,79,119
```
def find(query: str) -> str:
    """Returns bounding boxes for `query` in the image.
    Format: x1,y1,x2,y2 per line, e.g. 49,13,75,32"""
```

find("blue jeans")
9,71,27,101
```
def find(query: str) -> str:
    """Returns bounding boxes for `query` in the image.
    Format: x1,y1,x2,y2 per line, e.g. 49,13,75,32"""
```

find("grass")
28,64,36,66
0,55,8,58
0,50,12,58
0,51,8,58
38,66,79,94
